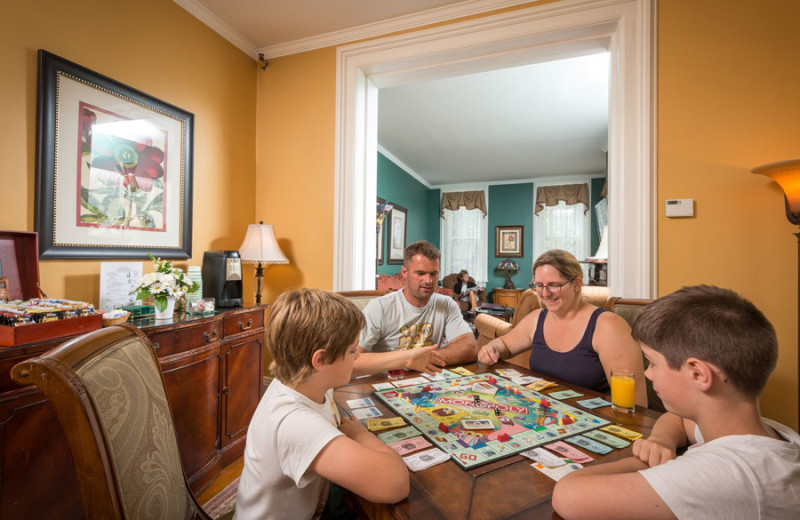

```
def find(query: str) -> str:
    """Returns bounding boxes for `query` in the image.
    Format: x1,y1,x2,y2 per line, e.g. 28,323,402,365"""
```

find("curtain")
534,183,590,215
440,191,487,217
440,190,488,284
533,183,591,282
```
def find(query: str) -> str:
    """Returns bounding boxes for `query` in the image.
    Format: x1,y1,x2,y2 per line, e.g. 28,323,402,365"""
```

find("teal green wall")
377,153,438,274
487,183,534,295
377,152,604,286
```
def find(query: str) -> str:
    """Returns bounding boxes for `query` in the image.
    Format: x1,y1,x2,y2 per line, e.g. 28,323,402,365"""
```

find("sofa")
475,286,610,349
441,272,487,311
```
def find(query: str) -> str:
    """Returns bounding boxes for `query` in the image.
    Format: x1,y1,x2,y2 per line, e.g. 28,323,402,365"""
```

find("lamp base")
503,276,515,289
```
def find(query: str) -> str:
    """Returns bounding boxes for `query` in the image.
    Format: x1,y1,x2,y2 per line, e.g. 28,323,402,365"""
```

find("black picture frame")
35,50,194,259
387,203,407,265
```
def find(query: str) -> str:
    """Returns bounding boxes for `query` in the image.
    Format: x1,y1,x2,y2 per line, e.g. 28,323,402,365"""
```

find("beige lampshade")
238,224,289,264
752,158,800,214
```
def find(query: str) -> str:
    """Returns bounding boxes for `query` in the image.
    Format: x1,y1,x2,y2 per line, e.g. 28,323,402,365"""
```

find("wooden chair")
604,297,666,412
11,323,229,520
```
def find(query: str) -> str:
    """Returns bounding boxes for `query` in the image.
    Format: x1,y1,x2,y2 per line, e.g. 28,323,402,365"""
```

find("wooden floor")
197,457,244,506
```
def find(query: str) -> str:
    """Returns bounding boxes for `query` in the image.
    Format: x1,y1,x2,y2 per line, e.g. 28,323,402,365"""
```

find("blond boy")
235,289,409,520
553,285,800,519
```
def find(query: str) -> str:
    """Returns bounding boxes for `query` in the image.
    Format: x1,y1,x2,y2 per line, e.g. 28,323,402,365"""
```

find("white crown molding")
258,0,531,59
377,145,433,189
173,0,258,57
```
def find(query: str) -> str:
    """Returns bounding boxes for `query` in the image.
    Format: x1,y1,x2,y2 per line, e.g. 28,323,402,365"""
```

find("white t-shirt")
359,290,472,352
234,379,343,520
640,418,800,519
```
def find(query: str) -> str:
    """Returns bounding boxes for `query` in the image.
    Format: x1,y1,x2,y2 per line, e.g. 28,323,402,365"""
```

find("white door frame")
334,0,655,297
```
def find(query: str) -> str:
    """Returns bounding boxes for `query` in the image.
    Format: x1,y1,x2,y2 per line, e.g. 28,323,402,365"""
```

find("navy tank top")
529,307,610,394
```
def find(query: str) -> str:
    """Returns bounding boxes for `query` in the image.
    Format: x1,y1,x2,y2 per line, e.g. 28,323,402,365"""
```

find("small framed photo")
495,226,523,257
377,197,387,265
387,203,407,265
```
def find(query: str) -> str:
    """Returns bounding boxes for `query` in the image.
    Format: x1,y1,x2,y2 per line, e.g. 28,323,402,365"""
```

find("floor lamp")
238,222,289,304
752,159,800,425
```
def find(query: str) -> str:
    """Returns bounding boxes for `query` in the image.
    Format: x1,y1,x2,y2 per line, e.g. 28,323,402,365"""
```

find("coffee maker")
202,250,243,307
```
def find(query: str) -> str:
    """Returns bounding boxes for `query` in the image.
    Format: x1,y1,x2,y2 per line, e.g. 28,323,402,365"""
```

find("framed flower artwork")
495,225,523,257
35,50,194,259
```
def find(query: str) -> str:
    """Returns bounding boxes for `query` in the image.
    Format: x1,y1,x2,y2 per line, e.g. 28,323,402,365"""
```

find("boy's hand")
632,437,676,467
339,416,369,439
406,345,446,374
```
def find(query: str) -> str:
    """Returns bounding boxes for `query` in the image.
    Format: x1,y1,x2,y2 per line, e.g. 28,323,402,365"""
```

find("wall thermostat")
665,198,694,217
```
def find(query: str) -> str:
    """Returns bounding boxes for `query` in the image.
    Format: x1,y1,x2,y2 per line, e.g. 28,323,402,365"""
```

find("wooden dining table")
335,361,662,520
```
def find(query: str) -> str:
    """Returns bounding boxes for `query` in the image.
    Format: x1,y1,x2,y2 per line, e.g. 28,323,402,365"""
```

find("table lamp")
496,258,519,289
752,158,800,424
238,222,289,304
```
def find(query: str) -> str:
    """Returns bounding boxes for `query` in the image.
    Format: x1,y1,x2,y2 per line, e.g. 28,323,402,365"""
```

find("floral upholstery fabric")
78,336,189,519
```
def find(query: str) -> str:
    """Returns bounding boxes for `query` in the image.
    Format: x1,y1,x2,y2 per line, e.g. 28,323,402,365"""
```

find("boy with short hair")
552,285,800,519
234,289,409,520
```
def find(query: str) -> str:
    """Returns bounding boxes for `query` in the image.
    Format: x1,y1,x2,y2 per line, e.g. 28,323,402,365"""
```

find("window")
440,194,488,284
533,182,591,280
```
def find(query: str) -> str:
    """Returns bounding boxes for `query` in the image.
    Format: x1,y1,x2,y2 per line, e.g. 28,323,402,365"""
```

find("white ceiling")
175,0,609,187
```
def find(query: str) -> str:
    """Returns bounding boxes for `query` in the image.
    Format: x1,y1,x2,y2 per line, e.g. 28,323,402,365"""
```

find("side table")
492,288,524,308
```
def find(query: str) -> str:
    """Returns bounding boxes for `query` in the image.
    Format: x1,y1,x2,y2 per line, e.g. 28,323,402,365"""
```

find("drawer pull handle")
238,319,253,331
153,343,161,351
203,330,219,343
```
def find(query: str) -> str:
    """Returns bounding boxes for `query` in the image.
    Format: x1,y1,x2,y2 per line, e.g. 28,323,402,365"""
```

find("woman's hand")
477,341,504,364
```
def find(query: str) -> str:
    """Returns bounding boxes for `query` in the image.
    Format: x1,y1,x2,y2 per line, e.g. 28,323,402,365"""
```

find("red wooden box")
0,230,101,347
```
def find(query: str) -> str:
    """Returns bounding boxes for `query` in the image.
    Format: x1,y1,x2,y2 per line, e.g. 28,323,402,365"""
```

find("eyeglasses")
533,279,574,293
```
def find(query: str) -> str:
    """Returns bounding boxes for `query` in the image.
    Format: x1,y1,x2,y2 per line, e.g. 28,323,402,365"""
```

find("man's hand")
406,345,446,374
632,437,676,467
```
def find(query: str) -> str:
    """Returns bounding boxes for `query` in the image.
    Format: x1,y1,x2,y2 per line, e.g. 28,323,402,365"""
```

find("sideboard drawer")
149,320,220,357
223,310,264,339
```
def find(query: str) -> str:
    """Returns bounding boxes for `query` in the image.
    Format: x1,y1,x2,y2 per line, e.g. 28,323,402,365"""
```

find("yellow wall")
657,0,800,428
2,0,797,428
255,0,800,428
0,0,257,303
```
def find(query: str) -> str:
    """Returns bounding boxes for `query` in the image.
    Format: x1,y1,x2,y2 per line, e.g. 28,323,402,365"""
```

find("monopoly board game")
374,373,611,469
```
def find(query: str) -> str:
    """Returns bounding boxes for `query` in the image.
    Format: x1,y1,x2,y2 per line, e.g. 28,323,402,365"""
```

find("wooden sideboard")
0,306,265,520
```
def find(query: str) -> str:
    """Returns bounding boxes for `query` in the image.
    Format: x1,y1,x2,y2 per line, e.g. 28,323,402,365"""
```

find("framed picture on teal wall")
387,203,407,264
495,226,523,257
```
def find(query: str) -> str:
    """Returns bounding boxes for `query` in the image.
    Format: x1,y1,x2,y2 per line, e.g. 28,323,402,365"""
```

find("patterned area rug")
203,477,239,519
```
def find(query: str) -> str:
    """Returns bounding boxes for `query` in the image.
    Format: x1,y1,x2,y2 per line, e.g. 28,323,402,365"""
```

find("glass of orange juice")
610,368,635,413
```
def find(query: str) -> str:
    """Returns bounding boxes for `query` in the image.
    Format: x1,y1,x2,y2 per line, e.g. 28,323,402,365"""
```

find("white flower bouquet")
132,255,198,313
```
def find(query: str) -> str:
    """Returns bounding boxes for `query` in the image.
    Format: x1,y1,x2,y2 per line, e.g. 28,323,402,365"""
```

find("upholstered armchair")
441,272,487,311
11,324,227,520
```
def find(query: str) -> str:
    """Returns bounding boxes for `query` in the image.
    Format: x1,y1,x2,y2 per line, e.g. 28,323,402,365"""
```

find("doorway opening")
334,0,654,297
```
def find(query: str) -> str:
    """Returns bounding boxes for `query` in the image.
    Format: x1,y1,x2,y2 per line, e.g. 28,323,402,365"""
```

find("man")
354,240,478,377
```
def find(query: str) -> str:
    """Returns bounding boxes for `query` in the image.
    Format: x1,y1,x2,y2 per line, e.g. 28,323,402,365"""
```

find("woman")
477,250,646,406
453,269,485,311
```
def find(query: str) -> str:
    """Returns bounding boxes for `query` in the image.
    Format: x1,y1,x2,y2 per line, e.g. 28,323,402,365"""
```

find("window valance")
535,183,590,215
440,190,487,217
